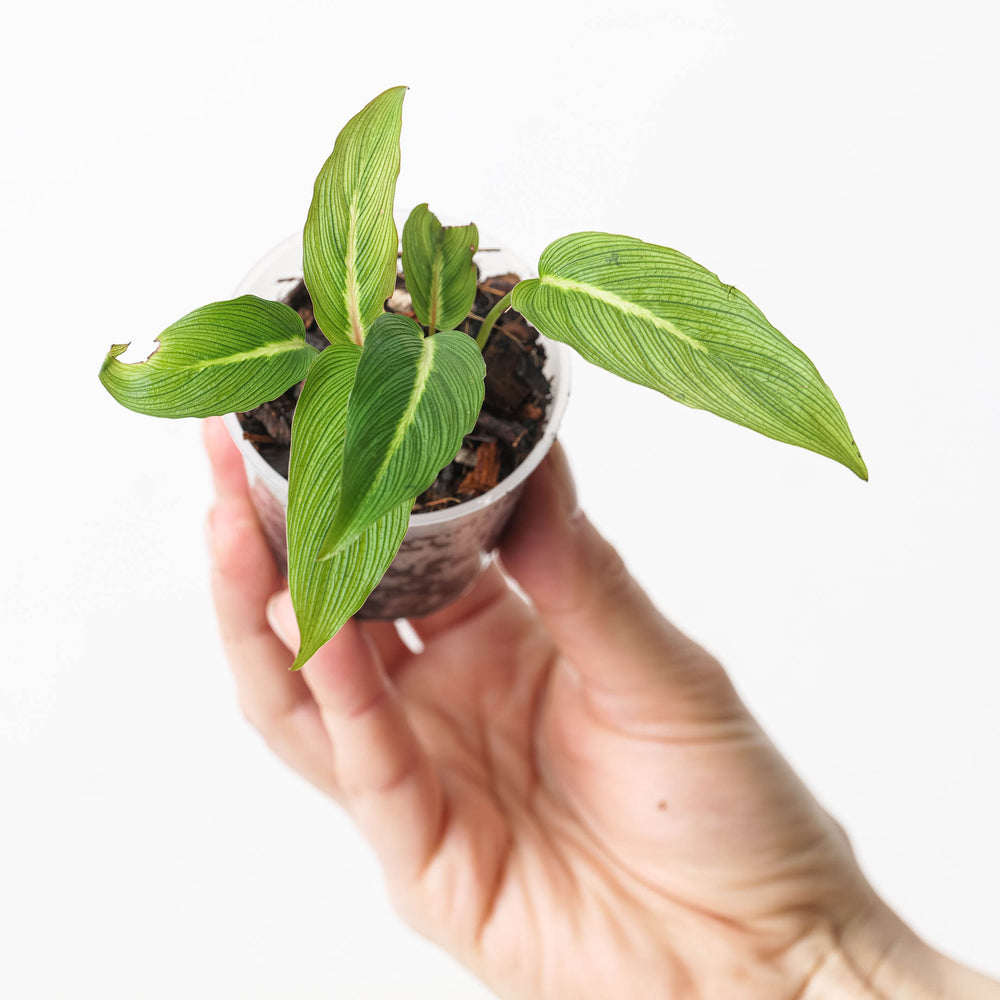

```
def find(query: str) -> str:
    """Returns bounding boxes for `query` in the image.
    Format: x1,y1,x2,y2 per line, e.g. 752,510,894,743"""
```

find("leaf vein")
538,274,707,352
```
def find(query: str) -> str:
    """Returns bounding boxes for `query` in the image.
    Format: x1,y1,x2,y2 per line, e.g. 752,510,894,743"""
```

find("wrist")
803,903,1000,1000
804,910,936,1000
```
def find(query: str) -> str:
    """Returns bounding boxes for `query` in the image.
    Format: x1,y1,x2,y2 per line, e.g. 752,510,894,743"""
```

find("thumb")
499,443,741,727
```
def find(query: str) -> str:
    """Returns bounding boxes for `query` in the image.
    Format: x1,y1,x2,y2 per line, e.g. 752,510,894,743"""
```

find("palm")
380,578,866,999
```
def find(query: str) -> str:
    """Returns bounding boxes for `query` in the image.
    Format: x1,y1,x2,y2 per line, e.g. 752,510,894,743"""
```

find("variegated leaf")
401,203,479,333
287,340,410,668
304,86,406,346
513,232,867,479
318,313,485,559
98,295,317,418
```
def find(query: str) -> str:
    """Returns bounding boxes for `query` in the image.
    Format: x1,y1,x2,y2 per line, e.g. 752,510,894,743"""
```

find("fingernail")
266,590,298,650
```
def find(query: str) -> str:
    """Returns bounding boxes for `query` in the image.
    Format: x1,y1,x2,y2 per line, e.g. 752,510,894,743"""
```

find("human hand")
203,416,997,1000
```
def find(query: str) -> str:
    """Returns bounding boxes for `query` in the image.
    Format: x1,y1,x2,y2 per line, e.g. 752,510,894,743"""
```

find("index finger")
203,416,250,500
202,418,339,796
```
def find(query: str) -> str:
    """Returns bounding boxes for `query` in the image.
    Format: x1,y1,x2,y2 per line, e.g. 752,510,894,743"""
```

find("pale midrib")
153,338,308,373
345,197,363,344
539,274,706,352
373,337,436,491
324,338,437,556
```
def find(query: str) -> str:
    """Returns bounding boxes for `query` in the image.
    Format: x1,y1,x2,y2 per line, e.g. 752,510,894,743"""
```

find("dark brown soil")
236,267,551,512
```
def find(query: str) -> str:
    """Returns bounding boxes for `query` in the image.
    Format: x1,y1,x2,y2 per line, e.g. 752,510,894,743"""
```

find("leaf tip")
380,84,409,107
836,437,868,481
99,346,124,386
290,645,318,671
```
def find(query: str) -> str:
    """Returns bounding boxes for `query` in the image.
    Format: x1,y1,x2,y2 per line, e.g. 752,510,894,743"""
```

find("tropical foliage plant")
100,86,867,667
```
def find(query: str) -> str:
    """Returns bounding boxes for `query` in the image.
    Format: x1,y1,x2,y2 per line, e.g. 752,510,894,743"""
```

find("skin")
203,416,998,1000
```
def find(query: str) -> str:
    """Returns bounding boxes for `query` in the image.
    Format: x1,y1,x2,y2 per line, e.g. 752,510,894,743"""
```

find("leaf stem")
475,291,512,352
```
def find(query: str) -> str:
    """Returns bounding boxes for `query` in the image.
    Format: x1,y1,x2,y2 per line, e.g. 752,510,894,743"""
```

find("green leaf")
401,204,479,333
99,295,317,418
287,341,410,668
512,232,868,480
304,86,406,347
318,313,486,559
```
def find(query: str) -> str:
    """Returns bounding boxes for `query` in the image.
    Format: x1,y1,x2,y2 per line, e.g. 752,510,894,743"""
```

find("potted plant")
215,230,572,630
100,85,867,669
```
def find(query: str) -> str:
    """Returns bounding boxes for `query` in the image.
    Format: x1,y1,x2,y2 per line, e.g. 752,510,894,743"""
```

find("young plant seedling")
100,86,867,668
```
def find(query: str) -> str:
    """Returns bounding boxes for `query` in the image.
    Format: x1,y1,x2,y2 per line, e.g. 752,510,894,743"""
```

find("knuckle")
237,694,285,745
545,525,636,620
578,527,636,612
592,536,633,602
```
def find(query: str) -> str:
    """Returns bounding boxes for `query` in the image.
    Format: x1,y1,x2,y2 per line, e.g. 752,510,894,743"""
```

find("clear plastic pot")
223,233,571,620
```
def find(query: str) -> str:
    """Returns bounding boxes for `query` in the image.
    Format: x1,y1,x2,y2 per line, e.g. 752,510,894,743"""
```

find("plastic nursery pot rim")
222,231,572,528
221,363,569,527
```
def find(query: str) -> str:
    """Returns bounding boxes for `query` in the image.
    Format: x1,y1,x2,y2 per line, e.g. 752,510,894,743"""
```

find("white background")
2,0,998,995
